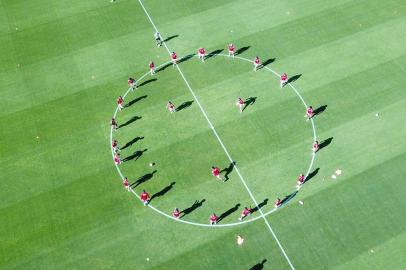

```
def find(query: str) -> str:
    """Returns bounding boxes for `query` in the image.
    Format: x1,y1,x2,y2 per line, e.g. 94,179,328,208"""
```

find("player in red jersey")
112,139,120,153
149,61,155,75
111,118,118,130
306,106,314,121
238,207,251,221
128,77,136,91
171,52,178,66
280,73,288,88
140,190,150,206
198,47,206,62
312,141,319,153
123,177,130,191
211,166,223,181
117,96,124,111
274,198,282,208
228,43,235,57
209,213,218,225
167,101,176,113
172,208,180,219
296,173,305,188
254,56,261,71
236,97,245,113
114,153,121,165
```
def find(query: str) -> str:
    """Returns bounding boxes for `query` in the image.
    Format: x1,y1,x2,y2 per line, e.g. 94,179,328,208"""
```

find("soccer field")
1,0,405,269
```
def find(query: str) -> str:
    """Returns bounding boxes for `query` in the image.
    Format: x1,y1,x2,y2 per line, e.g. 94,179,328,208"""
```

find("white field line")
136,1,299,269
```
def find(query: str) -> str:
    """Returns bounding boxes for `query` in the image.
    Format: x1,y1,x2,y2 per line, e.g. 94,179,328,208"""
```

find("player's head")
309,106,313,109
315,141,318,144
142,189,146,193
174,207,178,211
211,166,215,169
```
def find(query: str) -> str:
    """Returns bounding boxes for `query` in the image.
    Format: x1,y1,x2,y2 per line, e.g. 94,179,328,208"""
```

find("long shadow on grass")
313,105,327,117
249,259,267,270
206,49,224,60
121,136,144,150
287,74,302,84
119,115,142,128
176,100,193,112
305,168,319,183
280,191,298,206
138,78,157,87
178,53,195,65
131,170,157,188
251,198,268,214
243,97,257,112
163,34,179,43
150,182,176,202
318,137,333,151
221,161,236,181
123,148,147,162
259,58,276,69
125,95,147,108
236,46,250,56
217,203,240,223
180,199,206,218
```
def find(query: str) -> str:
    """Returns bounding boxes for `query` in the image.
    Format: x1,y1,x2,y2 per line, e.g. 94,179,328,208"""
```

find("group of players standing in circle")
110,32,318,225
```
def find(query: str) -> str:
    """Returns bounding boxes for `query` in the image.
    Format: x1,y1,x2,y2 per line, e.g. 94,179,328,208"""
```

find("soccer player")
154,32,162,47
238,207,251,221
114,153,121,165
296,173,305,188
111,139,120,153
274,198,282,208
211,166,223,181
166,101,176,113
280,73,288,88
254,56,261,71
306,106,314,121
313,140,319,153
149,61,155,75
128,77,136,91
209,213,218,225
111,118,118,131
123,177,130,191
140,190,150,206
236,97,245,113
117,96,124,111
172,208,180,219
198,47,206,62
171,51,178,66
228,43,235,57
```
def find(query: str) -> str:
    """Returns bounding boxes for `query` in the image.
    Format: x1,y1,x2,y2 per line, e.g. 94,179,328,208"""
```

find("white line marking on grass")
136,1,299,269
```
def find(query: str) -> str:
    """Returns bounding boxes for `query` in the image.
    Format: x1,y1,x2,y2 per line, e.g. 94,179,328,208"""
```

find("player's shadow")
206,49,224,60
260,58,276,69
313,105,327,117
138,78,157,87
249,259,267,270
180,199,206,218
221,161,236,181
251,198,268,214
236,46,250,56
176,100,194,112
123,148,147,162
305,168,319,183
217,203,240,223
121,136,144,150
243,97,257,111
287,74,302,84
163,34,179,43
150,182,176,202
156,62,172,72
178,53,195,65
319,137,333,151
131,170,157,188
125,95,147,108
119,115,142,128
280,191,298,206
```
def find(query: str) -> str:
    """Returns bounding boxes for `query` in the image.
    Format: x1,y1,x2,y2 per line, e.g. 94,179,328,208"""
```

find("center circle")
110,53,317,227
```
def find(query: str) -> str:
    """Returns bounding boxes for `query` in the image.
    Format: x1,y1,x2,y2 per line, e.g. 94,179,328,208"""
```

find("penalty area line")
137,1,296,269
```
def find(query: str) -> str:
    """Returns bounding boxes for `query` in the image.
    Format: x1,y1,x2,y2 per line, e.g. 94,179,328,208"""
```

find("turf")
0,0,405,269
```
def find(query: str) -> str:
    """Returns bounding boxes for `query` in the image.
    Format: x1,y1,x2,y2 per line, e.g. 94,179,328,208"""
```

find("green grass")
0,0,405,269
